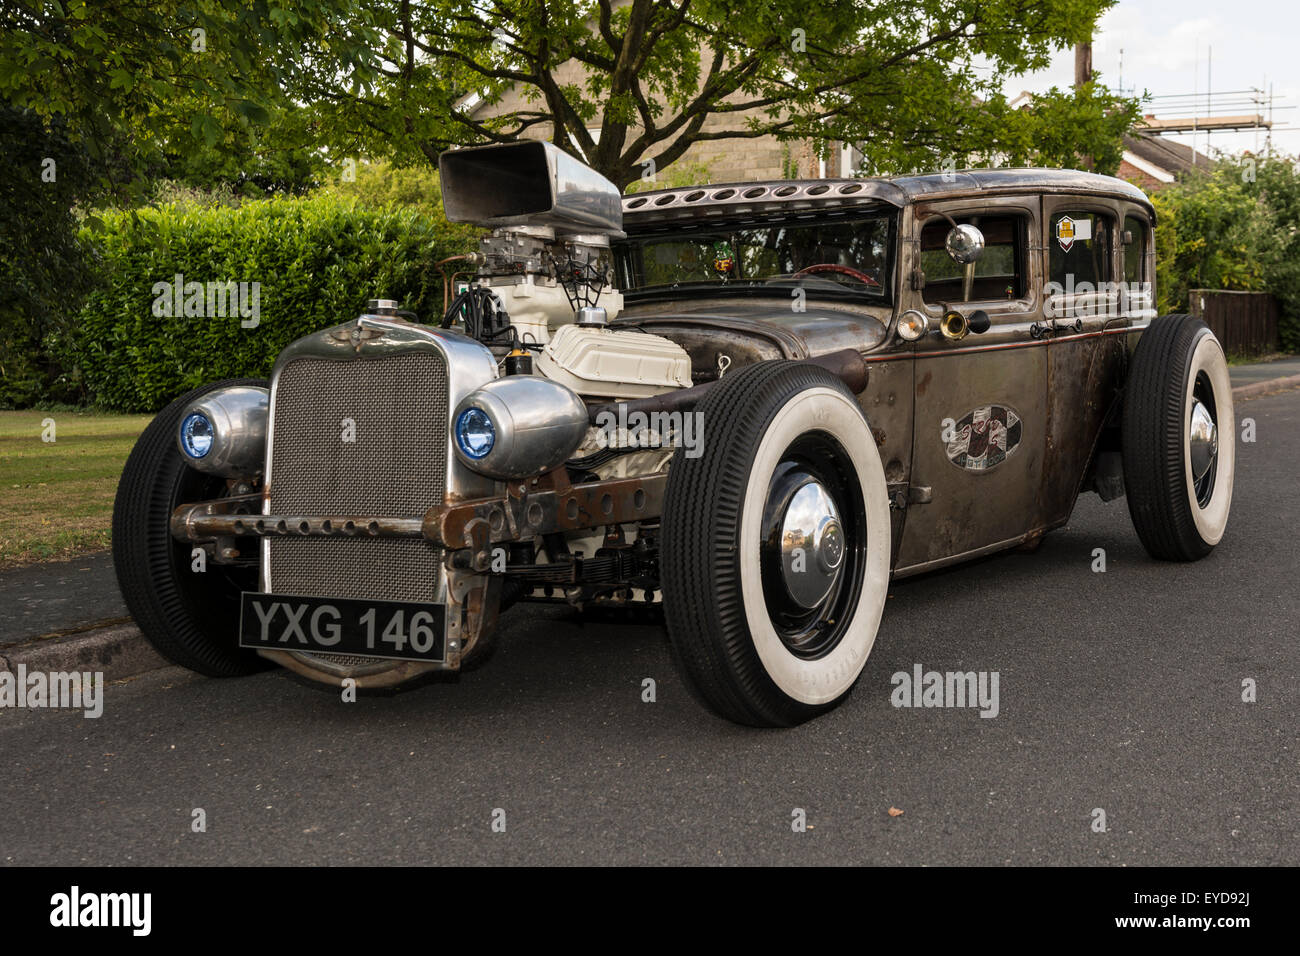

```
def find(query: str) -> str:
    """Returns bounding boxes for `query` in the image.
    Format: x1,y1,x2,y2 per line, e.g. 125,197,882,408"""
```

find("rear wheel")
660,361,891,726
113,379,270,675
1122,315,1235,560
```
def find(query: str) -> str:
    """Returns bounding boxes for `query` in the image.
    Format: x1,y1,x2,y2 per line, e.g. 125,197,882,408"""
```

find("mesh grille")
266,538,444,602
267,352,448,609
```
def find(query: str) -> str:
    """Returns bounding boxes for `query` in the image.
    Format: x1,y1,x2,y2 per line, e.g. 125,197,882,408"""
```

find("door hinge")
888,483,932,509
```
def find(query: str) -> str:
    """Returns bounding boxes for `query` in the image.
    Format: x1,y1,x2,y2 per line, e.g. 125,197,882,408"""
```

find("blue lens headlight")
180,412,214,459
455,407,495,460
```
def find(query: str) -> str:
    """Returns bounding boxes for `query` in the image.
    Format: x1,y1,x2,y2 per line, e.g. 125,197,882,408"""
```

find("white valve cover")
536,324,693,399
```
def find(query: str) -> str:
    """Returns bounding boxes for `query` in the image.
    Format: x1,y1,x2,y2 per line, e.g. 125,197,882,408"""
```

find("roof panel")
621,168,1153,227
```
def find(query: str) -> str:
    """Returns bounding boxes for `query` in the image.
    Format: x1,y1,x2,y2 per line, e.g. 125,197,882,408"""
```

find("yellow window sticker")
1056,215,1092,252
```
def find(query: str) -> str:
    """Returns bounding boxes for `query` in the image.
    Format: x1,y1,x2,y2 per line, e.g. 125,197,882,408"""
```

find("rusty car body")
115,142,1235,726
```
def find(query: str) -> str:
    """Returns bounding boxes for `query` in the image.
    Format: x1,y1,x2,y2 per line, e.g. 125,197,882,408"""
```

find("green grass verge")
0,410,150,568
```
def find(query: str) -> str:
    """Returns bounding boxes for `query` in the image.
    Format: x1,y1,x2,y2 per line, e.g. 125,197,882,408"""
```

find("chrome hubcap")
1189,398,1218,485
758,437,866,661
1189,370,1220,509
778,480,845,609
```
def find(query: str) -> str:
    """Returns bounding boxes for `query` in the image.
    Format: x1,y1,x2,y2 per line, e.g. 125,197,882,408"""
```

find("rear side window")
1049,211,1113,286
1124,215,1148,284
919,215,1025,304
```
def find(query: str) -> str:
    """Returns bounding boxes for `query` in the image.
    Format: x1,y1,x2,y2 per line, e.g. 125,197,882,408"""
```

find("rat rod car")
114,141,1234,726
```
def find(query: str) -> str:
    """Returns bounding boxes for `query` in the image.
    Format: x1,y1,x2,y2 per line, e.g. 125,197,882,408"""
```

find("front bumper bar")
172,471,668,569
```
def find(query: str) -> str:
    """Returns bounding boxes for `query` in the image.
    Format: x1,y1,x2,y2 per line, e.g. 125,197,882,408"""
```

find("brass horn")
940,310,969,341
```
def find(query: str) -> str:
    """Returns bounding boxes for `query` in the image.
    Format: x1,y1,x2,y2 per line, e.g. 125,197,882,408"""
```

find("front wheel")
1122,315,1235,560
112,379,270,676
660,361,891,727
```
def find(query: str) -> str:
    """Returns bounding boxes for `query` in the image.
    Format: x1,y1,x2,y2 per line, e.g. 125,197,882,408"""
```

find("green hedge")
1150,155,1300,353
73,194,478,411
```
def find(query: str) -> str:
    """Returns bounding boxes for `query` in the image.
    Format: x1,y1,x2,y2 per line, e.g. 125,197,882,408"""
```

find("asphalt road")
1,388,1296,866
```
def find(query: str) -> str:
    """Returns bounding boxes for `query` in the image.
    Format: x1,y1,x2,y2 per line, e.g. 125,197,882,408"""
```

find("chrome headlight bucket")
452,376,588,478
176,384,269,477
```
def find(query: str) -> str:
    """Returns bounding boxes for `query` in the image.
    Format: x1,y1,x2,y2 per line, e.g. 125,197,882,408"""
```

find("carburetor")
439,141,626,348
467,228,621,348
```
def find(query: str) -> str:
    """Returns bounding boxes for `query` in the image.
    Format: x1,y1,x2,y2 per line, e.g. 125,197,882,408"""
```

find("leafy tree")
326,159,444,208
0,0,1150,407
152,100,327,197
0,107,98,406
1150,165,1260,315
0,1,367,406
1246,155,1300,352
0,0,373,190
288,0,1139,188
1151,153,1300,351
623,160,713,193
987,82,1142,176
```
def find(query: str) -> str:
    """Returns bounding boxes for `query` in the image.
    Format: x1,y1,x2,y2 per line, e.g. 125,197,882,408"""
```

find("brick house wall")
468,60,832,186
1116,160,1166,192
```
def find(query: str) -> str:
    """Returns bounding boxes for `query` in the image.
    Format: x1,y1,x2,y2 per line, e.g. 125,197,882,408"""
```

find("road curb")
2,370,1296,686
1232,373,1300,402
0,623,166,681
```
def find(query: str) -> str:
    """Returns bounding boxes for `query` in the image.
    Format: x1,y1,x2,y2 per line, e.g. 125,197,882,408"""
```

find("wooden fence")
1188,290,1280,356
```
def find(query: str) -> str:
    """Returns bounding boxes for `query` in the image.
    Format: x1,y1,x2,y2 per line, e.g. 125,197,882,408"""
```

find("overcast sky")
1006,0,1300,157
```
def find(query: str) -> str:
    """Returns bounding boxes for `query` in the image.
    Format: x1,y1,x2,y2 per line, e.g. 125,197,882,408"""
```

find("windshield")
616,211,895,301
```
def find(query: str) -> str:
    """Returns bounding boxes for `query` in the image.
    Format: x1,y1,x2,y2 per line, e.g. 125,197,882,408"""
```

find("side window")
919,215,1025,304
1049,211,1113,287
1123,215,1148,284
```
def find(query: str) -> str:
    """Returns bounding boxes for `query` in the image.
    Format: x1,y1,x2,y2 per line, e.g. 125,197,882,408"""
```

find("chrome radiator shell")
258,317,498,680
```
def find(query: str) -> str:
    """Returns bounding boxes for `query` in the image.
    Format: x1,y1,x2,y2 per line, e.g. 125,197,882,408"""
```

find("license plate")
239,593,446,662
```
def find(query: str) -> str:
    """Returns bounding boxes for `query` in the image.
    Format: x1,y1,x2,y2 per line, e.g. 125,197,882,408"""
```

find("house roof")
1122,132,1210,177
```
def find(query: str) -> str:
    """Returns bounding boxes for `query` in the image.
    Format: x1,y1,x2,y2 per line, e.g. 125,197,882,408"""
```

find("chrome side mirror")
945,224,985,265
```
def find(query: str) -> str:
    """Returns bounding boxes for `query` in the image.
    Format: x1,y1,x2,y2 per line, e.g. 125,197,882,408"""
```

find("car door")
1039,198,1132,524
894,197,1048,573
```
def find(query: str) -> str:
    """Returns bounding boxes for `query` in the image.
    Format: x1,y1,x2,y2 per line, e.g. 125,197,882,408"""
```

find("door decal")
945,405,1023,472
